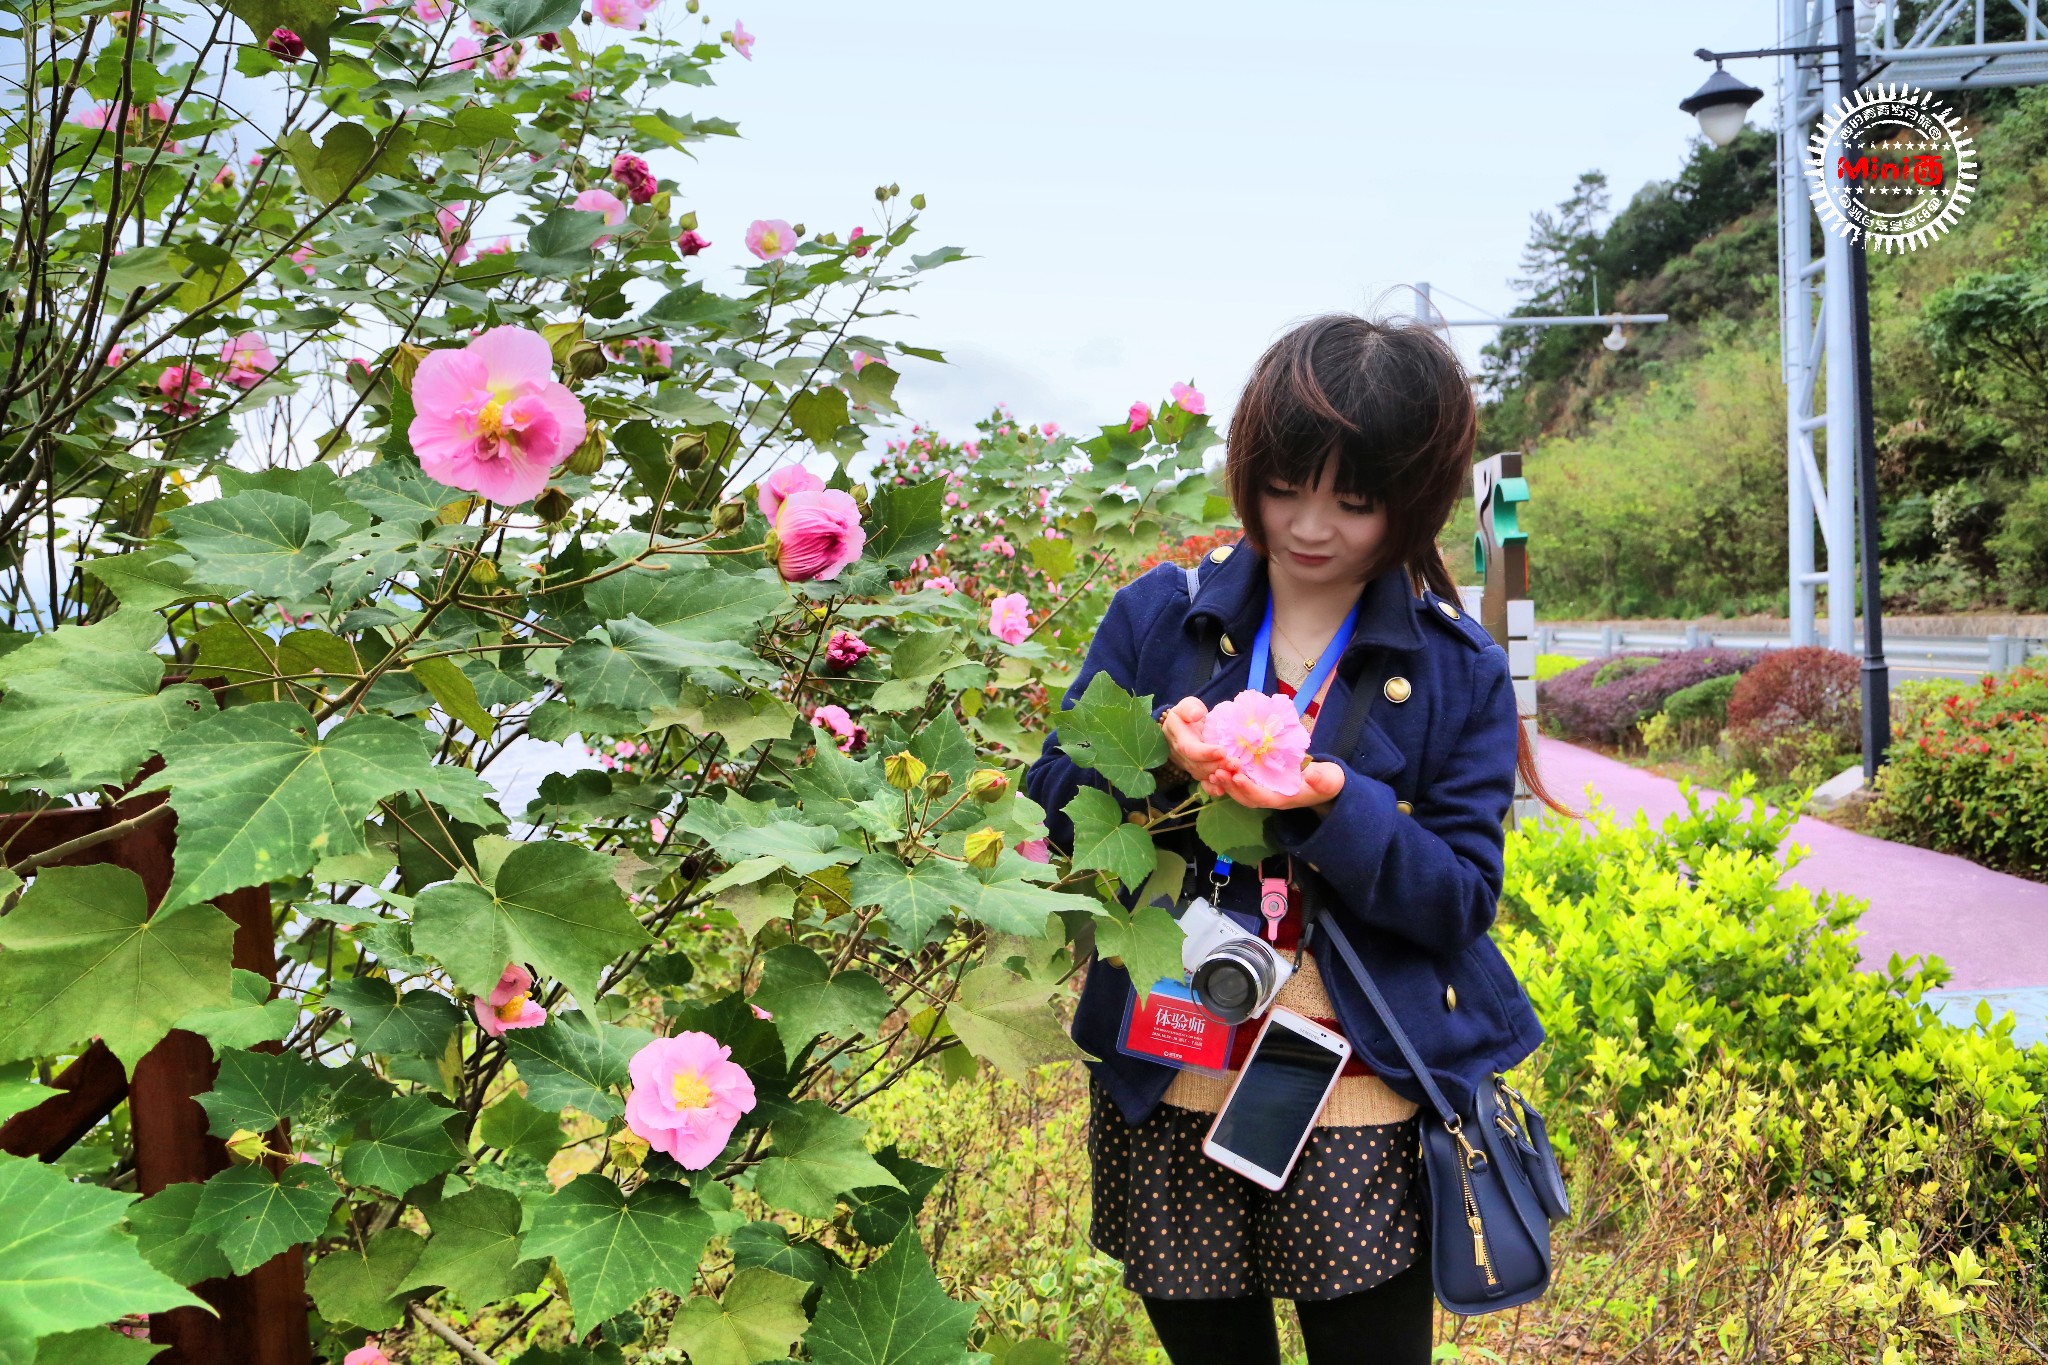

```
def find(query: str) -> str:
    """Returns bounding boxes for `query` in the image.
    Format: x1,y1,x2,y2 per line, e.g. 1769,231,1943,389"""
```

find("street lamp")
1679,63,1765,147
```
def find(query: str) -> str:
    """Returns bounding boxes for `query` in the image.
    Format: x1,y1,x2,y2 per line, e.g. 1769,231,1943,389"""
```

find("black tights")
1138,1251,1434,1365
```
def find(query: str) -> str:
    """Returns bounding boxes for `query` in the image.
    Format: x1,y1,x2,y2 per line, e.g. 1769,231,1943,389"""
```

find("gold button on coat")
1384,675,1412,703
1395,799,1413,815
1208,544,1233,563
1444,985,1458,1010
1436,599,1461,620
1219,634,1237,656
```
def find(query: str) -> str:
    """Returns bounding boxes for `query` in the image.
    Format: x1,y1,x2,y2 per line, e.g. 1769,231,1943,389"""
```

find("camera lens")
1192,939,1278,1024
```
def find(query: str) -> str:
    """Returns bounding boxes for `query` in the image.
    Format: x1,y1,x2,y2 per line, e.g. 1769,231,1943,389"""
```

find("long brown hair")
1223,312,1578,820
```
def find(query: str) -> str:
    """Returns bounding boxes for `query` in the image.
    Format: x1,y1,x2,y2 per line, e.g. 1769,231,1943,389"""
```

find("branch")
409,1302,498,1365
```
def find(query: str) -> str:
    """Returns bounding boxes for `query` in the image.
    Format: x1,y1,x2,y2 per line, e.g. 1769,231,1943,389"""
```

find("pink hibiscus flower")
473,962,546,1037
988,592,1031,645
611,152,657,204
447,35,480,68
755,463,824,522
809,703,865,754
772,489,865,582
731,18,754,58
1170,381,1206,415
436,202,471,265
745,218,795,262
1017,837,1050,863
1202,690,1312,797
344,1345,391,1365
624,1032,757,1169
408,325,588,505
677,228,711,255
157,365,210,418
1128,401,1152,432
219,333,277,389
592,0,643,28
572,188,628,247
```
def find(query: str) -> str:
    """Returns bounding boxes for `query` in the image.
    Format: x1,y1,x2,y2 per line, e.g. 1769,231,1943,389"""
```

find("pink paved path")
1534,737,2048,995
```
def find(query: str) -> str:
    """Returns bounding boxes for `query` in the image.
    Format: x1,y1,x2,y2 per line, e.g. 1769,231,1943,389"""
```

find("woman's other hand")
1159,697,1230,785
1202,758,1344,818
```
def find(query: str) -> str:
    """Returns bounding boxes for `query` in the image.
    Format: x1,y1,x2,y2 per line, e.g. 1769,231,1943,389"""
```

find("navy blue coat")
1023,541,1545,1127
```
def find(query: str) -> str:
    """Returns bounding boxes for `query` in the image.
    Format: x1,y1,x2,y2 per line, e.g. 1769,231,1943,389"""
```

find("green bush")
1641,672,1740,754
1868,664,2048,877
1500,777,2047,1232
1592,654,1666,687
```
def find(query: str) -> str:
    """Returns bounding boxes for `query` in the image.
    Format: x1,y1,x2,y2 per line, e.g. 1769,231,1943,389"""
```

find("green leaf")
524,1175,715,1338
1064,787,1155,891
164,491,342,599
340,1094,465,1194
400,1185,547,1306
500,1011,653,1121
196,1048,326,1137
847,854,979,953
412,655,496,739
1196,798,1275,864
0,1154,204,1365
477,1093,564,1164
0,609,214,794
124,1181,232,1287
411,840,652,1008
943,963,1078,1082
190,1165,339,1275
277,121,411,202
728,1219,831,1288
558,616,770,715
956,857,1091,936
665,1267,812,1365
751,1100,903,1220
678,792,846,879
861,479,946,567
219,0,343,63
0,865,234,1073
465,0,577,36
324,976,463,1057
138,703,452,912
751,946,893,1068
177,968,297,1053
0,1065,52,1125
843,1147,945,1247
30,1327,168,1365
584,566,787,644
1023,536,1075,581
786,387,849,446
341,463,452,528
804,1234,977,1365
81,545,231,613
519,208,611,278
1091,903,1187,1010
1056,672,1167,798
306,1226,424,1329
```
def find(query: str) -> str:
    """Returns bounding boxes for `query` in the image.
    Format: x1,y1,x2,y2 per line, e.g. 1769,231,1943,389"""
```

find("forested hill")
1467,86,2048,622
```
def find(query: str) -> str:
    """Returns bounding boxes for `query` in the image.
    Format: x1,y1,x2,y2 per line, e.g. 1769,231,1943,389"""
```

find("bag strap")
1180,561,1225,698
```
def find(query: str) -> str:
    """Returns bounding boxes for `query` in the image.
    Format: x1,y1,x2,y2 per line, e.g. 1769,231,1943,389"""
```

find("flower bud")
791,222,805,237
534,485,574,524
884,751,927,791
267,26,305,60
563,339,608,383
389,342,430,390
887,182,900,198
679,209,699,231
226,1129,273,1164
923,770,952,800
537,29,561,48
468,556,500,585
761,528,780,565
967,769,1008,803
964,827,1004,870
910,192,926,209
565,423,606,476
875,185,889,203
711,499,746,533
669,430,707,468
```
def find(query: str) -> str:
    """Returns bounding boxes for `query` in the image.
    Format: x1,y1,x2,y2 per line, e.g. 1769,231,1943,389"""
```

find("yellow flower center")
494,992,530,1022
476,397,506,444
672,1070,712,1110
761,229,782,254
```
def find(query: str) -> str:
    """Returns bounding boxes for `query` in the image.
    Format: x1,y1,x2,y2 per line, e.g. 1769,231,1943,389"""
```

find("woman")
1023,313,1575,1364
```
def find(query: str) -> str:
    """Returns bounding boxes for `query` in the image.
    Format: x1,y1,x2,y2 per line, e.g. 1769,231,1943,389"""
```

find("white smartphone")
1201,1007,1351,1191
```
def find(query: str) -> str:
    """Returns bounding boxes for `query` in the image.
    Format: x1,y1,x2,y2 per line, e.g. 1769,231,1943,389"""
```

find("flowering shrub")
1539,647,1763,748
1868,665,2048,877
0,0,1242,1358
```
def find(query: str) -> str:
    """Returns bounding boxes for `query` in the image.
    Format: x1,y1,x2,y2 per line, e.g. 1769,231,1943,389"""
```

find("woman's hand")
1158,697,1232,787
1201,759,1345,817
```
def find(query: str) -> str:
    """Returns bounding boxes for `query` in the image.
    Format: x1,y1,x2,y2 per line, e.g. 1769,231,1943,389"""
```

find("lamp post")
1681,0,1892,785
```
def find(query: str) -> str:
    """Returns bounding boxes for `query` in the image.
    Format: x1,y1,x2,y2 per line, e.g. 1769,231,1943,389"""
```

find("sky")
658,0,1785,443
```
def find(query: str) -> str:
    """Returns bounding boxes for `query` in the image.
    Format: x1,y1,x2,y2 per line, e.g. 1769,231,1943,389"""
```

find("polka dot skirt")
1085,1071,1428,1302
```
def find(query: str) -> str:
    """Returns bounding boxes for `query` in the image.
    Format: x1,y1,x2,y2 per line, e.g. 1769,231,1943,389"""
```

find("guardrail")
1536,625,2048,674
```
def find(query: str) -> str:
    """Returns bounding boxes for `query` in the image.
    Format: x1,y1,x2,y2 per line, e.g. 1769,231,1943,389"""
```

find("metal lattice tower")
1779,0,2048,650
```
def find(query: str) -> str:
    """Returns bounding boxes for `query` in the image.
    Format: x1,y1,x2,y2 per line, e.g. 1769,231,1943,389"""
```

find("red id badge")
1117,977,1236,1072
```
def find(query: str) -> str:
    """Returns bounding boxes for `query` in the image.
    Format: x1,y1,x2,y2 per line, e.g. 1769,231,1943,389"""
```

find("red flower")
268,26,305,59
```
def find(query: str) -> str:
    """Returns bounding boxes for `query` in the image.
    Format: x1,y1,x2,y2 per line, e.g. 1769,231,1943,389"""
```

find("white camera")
1176,895,1295,1025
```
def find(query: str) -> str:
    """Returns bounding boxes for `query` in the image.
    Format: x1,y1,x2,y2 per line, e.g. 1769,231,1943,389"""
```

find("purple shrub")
1539,646,1764,747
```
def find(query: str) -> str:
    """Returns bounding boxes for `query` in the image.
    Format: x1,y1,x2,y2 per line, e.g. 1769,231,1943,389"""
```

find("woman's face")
1256,449,1389,591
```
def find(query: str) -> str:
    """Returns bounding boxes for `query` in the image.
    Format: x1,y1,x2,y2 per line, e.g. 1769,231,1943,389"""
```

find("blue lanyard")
1210,589,1360,883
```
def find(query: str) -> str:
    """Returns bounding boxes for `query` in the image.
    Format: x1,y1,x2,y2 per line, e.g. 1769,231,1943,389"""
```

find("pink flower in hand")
408,325,587,505
1170,381,1206,415
447,35,481,68
1128,401,1152,432
772,489,865,582
756,463,824,521
1203,690,1312,797
219,332,277,389
988,592,1031,644
624,1032,756,1169
745,218,795,261
573,188,628,246
730,18,755,58
474,962,546,1037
